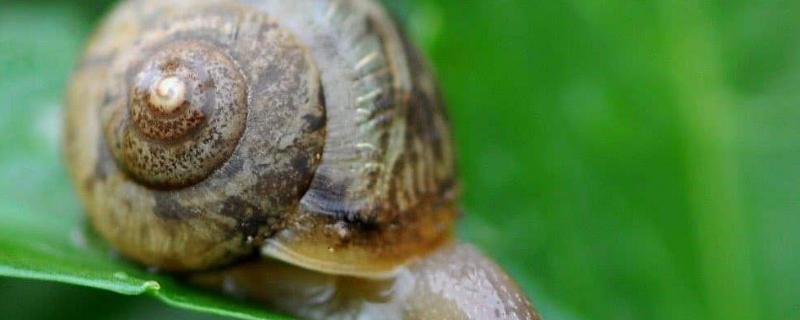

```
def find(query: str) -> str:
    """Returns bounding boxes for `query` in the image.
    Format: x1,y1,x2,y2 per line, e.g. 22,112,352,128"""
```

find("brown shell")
64,0,457,277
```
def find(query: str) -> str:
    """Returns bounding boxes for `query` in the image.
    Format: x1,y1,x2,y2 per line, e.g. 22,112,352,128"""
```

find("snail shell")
65,0,539,318
64,0,457,277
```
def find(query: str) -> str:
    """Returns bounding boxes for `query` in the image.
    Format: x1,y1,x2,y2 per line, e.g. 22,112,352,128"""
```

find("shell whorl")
105,41,249,188
65,0,456,276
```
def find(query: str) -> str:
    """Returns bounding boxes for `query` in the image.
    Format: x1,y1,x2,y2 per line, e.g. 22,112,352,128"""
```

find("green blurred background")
2,0,798,319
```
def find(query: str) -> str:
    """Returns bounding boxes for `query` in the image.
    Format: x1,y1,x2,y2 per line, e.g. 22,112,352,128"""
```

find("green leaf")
0,208,286,320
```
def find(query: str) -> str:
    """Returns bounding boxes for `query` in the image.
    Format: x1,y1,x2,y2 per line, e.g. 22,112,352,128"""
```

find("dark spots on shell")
220,196,257,219
108,40,248,189
302,113,325,132
236,215,269,241
253,171,292,205
220,196,269,238
153,193,198,220
130,92,205,140
344,213,381,232
291,155,311,178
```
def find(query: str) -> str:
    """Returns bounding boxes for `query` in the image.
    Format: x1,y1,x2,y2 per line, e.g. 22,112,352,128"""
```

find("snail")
63,0,538,319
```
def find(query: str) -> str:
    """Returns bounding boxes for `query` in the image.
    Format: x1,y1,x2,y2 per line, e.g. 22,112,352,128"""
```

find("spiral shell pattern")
65,0,456,276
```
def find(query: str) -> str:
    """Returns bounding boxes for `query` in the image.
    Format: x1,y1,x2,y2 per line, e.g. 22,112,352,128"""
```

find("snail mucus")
63,0,538,319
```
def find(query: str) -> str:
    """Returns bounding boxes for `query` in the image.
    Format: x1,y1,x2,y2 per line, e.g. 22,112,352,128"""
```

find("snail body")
64,0,536,318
